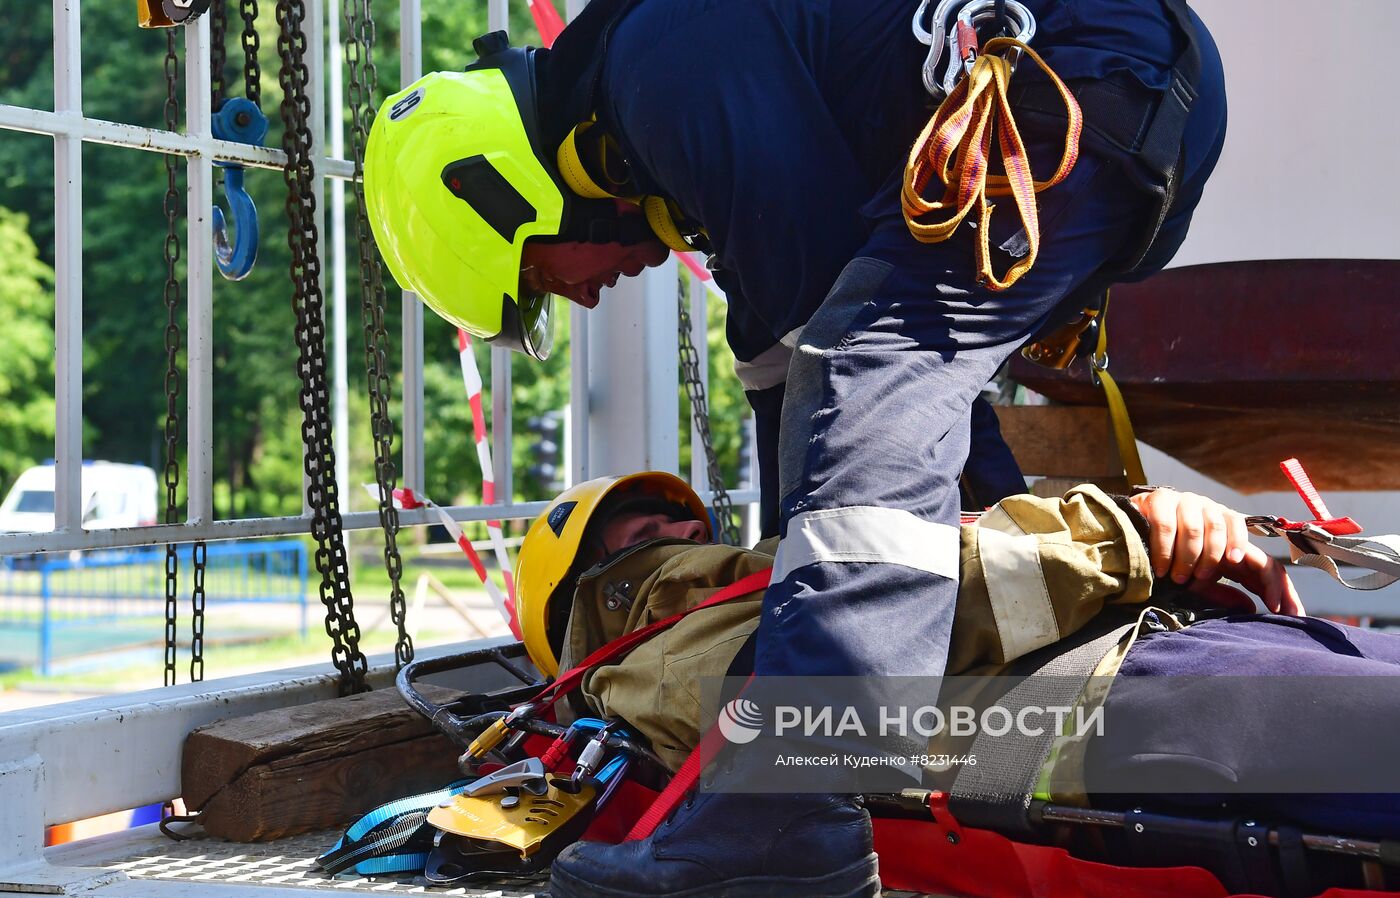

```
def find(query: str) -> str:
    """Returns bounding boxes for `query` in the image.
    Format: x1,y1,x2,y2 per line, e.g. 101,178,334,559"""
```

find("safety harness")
320,569,770,880
328,493,1400,890
904,0,1203,291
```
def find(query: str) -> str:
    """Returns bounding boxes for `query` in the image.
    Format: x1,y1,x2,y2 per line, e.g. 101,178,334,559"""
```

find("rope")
902,37,1081,291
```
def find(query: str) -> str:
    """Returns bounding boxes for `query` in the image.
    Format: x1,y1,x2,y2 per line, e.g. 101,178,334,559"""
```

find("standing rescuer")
364,1,1227,895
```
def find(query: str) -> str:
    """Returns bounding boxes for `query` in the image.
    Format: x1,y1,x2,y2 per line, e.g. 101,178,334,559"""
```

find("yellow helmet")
364,32,666,361
514,472,710,677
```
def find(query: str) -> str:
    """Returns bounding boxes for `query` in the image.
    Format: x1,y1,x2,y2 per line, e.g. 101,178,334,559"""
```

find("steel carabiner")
211,98,269,281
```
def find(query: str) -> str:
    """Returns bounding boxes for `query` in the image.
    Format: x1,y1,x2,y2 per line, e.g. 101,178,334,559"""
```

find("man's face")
519,237,668,310
598,511,706,556
518,205,669,309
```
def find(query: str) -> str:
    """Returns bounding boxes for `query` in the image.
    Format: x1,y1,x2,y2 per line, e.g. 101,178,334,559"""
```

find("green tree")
0,208,59,488
0,1,750,528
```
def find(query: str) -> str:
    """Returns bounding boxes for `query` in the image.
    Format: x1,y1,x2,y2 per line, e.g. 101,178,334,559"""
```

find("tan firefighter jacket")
557,484,1156,772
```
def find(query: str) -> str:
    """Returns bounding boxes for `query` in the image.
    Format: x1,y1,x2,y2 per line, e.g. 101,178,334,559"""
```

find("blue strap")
317,779,471,875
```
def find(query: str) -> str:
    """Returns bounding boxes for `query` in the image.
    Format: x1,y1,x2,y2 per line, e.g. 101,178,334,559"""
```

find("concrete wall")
1173,0,1400,266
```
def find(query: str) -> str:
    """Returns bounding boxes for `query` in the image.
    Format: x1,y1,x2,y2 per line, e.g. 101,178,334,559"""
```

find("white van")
0,462,159,534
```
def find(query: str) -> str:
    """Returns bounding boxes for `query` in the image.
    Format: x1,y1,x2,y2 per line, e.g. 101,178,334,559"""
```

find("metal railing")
0,1,756,878
0,541,308,676
1,0,753,562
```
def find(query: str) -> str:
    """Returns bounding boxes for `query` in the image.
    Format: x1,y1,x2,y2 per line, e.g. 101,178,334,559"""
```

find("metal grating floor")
107,830,548,896
101,829,933,896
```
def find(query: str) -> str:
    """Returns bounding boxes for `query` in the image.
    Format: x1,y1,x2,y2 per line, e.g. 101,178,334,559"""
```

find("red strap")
533,568,773,710
625,673,756,841
1278,458,1362,535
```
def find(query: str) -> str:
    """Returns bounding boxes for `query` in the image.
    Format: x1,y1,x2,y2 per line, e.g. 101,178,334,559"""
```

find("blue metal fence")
0,541,308,675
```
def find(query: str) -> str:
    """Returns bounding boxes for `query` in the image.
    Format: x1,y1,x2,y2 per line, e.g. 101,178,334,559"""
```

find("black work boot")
549,791,880,898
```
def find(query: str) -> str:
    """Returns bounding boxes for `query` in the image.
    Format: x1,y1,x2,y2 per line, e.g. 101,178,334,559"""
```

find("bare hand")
1128,488,1304,616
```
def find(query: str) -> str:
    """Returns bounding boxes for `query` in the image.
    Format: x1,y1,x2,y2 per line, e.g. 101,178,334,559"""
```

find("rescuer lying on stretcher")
514,473,1400,843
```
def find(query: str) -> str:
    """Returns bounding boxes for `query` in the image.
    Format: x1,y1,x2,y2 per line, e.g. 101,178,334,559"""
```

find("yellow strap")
1091,293,1146,487
902,38,1082,292
644,195,700,254
558,121,708,253
557,121,633,201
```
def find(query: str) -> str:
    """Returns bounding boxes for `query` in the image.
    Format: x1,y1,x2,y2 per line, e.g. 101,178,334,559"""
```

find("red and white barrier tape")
368,482,523,639
456,330,522,636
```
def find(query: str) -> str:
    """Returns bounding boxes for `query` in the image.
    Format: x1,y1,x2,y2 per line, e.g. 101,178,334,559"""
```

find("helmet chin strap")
541,197,658,246
556,119,711,254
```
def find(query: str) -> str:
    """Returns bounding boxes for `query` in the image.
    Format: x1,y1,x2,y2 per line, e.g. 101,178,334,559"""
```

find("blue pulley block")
211,98,269,281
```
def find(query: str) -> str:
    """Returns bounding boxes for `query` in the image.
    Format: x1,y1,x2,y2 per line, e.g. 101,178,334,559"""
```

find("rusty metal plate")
1008,259,1400,493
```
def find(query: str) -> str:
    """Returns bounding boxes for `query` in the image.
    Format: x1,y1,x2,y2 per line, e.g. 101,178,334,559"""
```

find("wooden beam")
183,683,464,842
993,405,1124,479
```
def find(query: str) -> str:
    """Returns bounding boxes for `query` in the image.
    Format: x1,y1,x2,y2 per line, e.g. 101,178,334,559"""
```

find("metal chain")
239,0,261,105
343,0,412,668
190,541,206,681
210,0,227,111
162,30,184,688
277,0,369,695
677,283,741,546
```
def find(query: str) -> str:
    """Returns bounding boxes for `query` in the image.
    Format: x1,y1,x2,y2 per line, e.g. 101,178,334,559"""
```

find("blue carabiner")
211,98,269,281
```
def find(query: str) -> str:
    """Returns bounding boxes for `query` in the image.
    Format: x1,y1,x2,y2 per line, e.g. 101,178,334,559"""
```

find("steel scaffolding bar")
0,103,356,178
52,0,83,535
186,14,215,525
399,0,426,495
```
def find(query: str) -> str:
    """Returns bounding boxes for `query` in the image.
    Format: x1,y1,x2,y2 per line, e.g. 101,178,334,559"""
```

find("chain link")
343,0,412,668
677,282,741,546
210,0,227,111
278,0,369,695
239,0,261,105
162,30,184,688
190,540,207,681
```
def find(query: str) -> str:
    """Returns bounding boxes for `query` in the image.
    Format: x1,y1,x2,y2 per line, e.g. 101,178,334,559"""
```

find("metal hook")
211,98,269,282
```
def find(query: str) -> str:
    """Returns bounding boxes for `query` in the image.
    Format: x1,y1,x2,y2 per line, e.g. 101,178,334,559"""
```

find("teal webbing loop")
318,779,472,875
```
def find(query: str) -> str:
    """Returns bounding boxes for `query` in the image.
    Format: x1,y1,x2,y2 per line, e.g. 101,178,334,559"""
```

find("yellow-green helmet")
365,34,562,359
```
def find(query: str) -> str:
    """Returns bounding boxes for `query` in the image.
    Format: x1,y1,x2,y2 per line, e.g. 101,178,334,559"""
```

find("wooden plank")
993,405,1124,479
183,683,465,842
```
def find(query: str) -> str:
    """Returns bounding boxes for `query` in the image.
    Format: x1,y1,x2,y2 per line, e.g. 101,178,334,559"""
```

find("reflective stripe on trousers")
756,133,1183,679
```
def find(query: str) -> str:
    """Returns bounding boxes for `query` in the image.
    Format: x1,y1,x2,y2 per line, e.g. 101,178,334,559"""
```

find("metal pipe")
567,0,592,488
489,0,510,32
329,0,350,513
1037,804,1385,861
486,0,514,508
570,305,591,484
400,0,426,495
51,0,83,535
492,349,515,504
0,103,355,177
185,14,215,525
0,484,758,555
688,273,707,489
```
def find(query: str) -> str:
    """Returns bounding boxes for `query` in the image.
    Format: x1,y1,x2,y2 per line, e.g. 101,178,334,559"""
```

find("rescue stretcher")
324,640,1399,898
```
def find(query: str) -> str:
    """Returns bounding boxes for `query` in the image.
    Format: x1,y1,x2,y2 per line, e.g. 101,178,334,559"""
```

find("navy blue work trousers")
1091,614,1400,838
756,128,1220,679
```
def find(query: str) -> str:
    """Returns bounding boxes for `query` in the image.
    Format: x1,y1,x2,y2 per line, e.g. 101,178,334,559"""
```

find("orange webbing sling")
902,37,1082,291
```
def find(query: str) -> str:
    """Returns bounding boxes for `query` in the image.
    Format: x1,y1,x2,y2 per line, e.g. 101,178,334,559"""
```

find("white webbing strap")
773,505,960,583
1285,532,1400,591
1251,517,1400,591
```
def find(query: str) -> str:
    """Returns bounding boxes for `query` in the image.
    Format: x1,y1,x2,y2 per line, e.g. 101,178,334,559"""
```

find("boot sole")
550,852,881,898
